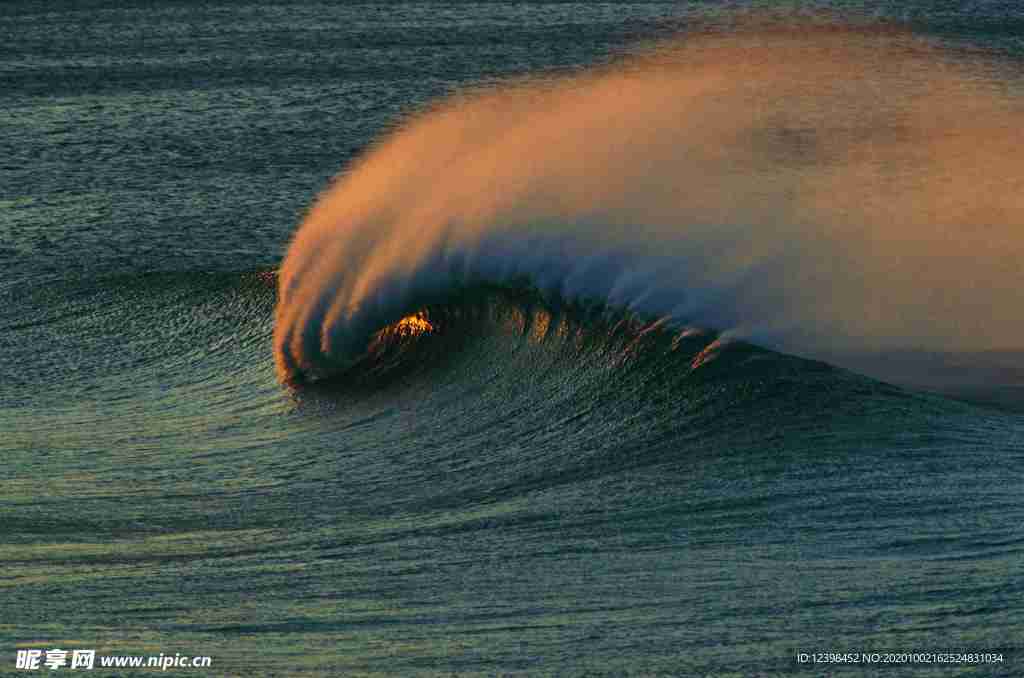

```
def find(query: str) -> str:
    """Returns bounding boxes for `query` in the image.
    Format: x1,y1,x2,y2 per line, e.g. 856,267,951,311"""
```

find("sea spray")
274,25,1024,390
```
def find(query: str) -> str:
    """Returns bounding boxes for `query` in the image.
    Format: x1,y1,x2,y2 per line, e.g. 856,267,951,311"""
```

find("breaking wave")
273,25,1024,396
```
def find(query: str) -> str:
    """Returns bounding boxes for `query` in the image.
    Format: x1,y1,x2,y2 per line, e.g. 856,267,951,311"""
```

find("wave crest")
274,24,1024,391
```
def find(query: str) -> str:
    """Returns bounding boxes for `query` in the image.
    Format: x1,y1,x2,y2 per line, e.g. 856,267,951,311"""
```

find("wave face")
273,25,1024,393
8,266,1023,676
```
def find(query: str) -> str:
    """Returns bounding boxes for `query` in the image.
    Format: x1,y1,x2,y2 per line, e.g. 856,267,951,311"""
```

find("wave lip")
274,24,1024,390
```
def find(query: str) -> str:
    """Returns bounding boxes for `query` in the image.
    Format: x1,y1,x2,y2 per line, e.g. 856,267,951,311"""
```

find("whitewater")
275,26,1023,401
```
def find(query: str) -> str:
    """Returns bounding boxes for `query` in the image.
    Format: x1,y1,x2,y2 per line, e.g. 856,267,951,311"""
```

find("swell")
274,23,1024,396
0,271,278,405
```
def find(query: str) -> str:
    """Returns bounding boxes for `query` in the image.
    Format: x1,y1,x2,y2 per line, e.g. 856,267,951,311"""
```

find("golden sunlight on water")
357,311,436,372
530,309,551,343
387,312,434,337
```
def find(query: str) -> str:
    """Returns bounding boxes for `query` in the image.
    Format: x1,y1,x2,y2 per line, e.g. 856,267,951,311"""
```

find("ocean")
2,2,1023,676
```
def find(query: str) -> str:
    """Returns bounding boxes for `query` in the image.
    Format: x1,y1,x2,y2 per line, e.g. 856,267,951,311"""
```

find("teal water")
2,2,1024,676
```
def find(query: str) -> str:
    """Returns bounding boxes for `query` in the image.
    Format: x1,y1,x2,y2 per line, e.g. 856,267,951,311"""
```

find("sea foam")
274,25,1024,391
